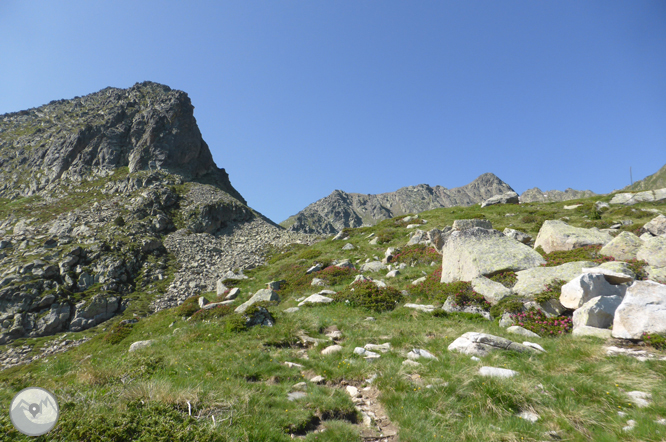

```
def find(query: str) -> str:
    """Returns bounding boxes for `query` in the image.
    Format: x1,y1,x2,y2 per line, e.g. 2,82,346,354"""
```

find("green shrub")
624,258,649,280
642,332,666,350
521,214,539,224
175,296,200,317
103,322,133,345
334,280,402,312
392,245,439,265
536,245,615,267
190,304,234,321
296,249,322,260
432,310,489,322
534,279,567,304
318,265,358,286
376,228,398,245
488,271,518,288
489,295,524,319
511,309,572,337
224,314,248,333
447,289,491,311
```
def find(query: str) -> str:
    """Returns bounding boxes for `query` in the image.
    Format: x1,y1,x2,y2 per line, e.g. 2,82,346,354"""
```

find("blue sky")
1,1,665,223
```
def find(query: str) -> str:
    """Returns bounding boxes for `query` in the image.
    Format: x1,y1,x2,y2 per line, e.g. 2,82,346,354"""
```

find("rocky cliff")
0,83,319,346
519,188,599,204
281,173,515,234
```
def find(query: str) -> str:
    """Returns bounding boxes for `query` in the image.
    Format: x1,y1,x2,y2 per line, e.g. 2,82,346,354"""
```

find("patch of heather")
511,309,572,337
642,332,666,351
392,245,440,266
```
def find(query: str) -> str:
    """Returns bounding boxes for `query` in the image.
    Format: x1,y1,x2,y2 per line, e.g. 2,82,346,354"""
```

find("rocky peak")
0,81,245,204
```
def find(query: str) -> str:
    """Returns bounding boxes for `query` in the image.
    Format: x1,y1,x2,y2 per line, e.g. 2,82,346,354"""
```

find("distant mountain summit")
0,81,244,203
622,163,666,192
281,173,515,234
518,188,599,204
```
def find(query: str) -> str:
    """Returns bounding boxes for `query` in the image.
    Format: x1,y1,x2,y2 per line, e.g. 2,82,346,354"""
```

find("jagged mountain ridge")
281,173,516,234
0,81,244,204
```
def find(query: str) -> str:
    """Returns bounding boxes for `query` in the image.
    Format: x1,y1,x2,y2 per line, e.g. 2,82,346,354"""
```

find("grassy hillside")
1,194,666,441
623,164,666,192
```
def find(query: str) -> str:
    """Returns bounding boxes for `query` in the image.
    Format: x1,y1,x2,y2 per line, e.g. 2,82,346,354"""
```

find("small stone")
310,375,325,384
346,386,360,397
402,359,421,367
470,356,480,361
506,325,540,338
522,341,546,353
284,361,304,368
292,382,307,391
516,410,539,423
321,345,343,355
287,392,307,401
364,343,391,353
479,366,519,378
407,348,438,360
128,340,153,353
626,391,652,408
283,307,300,313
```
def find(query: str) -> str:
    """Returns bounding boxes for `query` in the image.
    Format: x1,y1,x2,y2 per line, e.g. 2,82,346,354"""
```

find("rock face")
235,289,281,314
512,261,597,297
440,228,546,283
519,188,599,203
636,236,666,268
0,82,322,345
0,81,244,202
559,273,626,310
599,232,644,261
642,215,666,236
612,281,666,339
281,173,516,234
533,220,613,254
572,295,623,330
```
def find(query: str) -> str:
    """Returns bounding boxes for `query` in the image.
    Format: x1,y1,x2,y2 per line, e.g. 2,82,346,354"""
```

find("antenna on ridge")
630,166,633,186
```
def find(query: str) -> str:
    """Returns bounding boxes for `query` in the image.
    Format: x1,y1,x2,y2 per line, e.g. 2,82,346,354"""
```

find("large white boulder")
560,273,626,310
534,220,613,254
609,188,666,205
480,191,519,208
599,232,644,261
572,295,623,329
447,332,538,357
637,236,666,268
360,261,388,272
612,280,666,339
512,261,596,298
440,228,546,283
642,214,666,236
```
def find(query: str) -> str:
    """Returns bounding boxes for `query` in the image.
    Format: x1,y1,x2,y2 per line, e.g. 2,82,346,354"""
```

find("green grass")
1,186,665,440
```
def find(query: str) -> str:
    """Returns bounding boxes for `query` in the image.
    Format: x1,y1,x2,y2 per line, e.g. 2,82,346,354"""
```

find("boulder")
70,295,120,332
335,259,356,270
365,343,392,353
637,236,666,267
612,280,666,339
447,332,538,357
440,228,546,283
453,219,493,231
506,326,540,338
216,279,228,295
352,275,372,285
407,229,429,246
534,220,613,254
442,296,491,320
503,228,532,244
581,266,634,285
298,293,334,307
599,232,644,261
572,325,612,339
428,227,453,252
360,261,387,273
512,261,596,298
235,288,280,314
610,188,666,205
129,340,153,353
311,278,326,287
471,276,513,304
411,276,426,285
560,273,626,310
266,280,286,290
407,348,438,360
642,214,666,236
572,295,623,329
480,191,519,208
386,270,400,278
342,243,355,250
306,264,322,274
332,231,349,240
321,345,343,355
225,287,240,300
198,296,209,308
646,266,666,284
243,306,275,327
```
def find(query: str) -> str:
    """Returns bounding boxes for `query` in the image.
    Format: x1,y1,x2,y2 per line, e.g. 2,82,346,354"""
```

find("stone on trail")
471,276,514,304
636,235,666,268
533,220,613,254
560,273,626,310
235,288,280,314
506,326,540,338
440,227,545,283
612,280,666,339
513,261,596,298
599,231,644,261
479,366,519,378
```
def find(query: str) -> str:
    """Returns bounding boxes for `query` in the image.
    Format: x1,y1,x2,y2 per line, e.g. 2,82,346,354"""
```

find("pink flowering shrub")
511,309,572,337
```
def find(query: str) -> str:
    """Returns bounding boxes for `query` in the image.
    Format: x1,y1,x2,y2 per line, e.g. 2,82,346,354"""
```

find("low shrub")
642,332,666,350
489,295,524,319
224,315,248,333
488,271,518,288
175,296,200,317
318,265,358,286
334,280,402,312
432,310,489,322
521,214,539,224
296,249,322,260
511,309,572,337
409,266,444,300
447,289,491,310
392,245,439,266
113,215,126,227
534,279,567,304
103,322,133,345
536,245,616,267
376,228,398,245
624,258,649,280
190,305,234,321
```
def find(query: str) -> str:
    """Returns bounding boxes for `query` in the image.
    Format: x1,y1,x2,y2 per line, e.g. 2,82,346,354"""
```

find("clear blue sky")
1,1,665,223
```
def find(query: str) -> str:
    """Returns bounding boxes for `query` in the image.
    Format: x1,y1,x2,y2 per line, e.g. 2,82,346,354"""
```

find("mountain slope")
281,173,515,234
622,163,666,192
519,187,599,203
